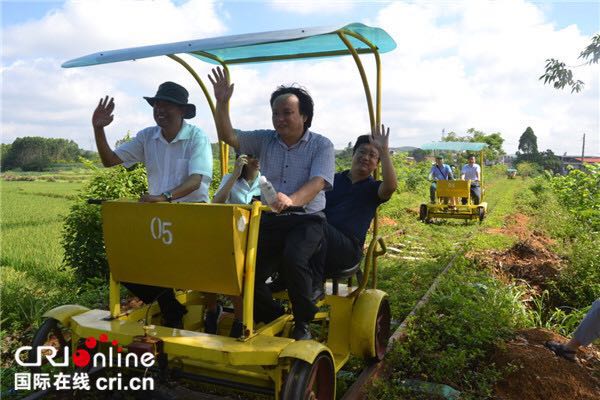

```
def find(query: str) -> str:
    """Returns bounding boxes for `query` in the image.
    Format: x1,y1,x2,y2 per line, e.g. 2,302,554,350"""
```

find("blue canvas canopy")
420,142,488,152
62,23,396,68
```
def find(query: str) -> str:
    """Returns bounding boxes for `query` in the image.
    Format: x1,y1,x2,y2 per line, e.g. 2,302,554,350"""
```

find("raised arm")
370,124,398,200
212,156,247,203
92,96,123,167
209,67,239,150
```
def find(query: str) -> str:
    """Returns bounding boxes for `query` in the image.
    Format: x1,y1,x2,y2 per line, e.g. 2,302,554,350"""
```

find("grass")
0,181,87,330
2,165,596,398
365,176,549,399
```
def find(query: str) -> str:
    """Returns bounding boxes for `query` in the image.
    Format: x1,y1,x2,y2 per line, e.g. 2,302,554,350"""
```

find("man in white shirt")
460,154,481,205
91,81,213,328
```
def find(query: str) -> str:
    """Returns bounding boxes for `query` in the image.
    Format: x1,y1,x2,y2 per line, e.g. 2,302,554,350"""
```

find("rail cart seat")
102,200,251,296
436,179,471,202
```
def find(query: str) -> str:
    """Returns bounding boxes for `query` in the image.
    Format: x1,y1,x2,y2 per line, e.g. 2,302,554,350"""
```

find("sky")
1,0,599,156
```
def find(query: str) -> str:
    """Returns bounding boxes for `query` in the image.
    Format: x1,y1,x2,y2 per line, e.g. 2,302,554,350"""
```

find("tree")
2,136,87,171
442,128,505,163
538,149,563,175
411,148,427,162
0,144,12,170
518,127,538,155
4,137,52,171
540,34,600,93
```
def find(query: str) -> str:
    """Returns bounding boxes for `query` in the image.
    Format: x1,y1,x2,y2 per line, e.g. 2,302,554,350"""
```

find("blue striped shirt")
237,129,334,213
430,163,453,180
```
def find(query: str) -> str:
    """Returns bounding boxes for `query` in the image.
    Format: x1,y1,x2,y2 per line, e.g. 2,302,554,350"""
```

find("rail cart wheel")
478,207,485,222
28,318,71,371
419,204,428,221
281,353,335,400
372,298,391,362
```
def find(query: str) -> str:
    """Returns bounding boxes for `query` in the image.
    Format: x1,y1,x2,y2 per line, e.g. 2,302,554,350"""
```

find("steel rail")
340,186,503,399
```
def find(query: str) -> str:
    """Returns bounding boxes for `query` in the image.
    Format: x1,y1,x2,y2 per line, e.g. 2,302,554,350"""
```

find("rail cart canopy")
62,23,396,68
420,142,488,152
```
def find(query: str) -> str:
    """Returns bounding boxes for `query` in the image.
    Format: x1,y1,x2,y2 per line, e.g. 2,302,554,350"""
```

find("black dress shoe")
204,304,222,334
229,319,244,338
311,284,325,303
292,322,312,340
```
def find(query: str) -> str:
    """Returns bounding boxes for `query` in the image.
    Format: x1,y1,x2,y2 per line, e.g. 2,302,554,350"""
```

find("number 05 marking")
150,217,173,245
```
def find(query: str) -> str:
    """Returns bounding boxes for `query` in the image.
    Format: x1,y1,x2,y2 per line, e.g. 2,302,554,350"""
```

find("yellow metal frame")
166,27,387,293
425,149,488,221
42,26,393,399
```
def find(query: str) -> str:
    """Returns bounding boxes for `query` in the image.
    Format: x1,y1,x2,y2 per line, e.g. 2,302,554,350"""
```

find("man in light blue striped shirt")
429,155,454,203
210,67,334,340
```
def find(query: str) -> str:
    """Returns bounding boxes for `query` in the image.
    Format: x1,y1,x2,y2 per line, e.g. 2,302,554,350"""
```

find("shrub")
392,153,430,193
549,164,599,230
548,232,600,309
516,161,539,179
62,160,147,281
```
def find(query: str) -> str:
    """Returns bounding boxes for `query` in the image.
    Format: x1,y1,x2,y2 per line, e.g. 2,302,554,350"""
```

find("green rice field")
1,180,85,329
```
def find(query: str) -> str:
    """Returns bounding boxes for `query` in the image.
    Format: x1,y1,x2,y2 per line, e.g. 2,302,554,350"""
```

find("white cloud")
268,0,355,15
1,0,598,157
2,0,225,60
1,0,226,147
368,0,599,154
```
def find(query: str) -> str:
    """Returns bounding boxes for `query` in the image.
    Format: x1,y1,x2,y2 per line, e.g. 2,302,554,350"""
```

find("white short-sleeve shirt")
215,173,262,204
461,163,481,181
114,122,212,202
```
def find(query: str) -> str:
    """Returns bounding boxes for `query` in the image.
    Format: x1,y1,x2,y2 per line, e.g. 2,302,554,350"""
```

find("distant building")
561,155,600,172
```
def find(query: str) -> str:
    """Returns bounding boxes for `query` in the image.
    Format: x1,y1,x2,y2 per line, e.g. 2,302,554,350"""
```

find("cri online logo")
16,333,154,368
73,333,122,368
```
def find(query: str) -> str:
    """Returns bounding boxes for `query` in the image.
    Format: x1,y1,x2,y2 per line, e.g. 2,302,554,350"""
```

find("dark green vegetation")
367,166,599,399
443,128,505,163
62,161,148,282
515,127,563,174
1,137,97,171
1,153,597,398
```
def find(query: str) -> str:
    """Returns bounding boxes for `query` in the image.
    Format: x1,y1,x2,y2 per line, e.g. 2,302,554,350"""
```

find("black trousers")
312,223,363,285
123,282,187,323
254,213,325,324
461,182,481,205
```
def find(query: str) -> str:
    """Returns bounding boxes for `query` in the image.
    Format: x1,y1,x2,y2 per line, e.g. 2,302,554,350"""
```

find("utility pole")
581,133,586,164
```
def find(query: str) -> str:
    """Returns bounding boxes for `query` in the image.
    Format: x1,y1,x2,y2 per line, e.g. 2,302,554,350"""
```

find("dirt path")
470,213,563,291
468,212,599,398
492,328,600,400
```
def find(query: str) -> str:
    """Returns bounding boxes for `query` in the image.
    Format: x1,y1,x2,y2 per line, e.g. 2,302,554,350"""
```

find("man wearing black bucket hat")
91,81,213,328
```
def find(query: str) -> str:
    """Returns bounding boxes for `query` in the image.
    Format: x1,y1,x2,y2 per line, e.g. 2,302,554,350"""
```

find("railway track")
18,193,506,400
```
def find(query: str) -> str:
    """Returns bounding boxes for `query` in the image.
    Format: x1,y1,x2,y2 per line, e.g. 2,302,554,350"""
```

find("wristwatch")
162,191,173,202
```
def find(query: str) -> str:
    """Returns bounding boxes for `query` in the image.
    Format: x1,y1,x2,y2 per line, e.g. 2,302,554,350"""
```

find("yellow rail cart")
419,142,488,223
30,23,396,399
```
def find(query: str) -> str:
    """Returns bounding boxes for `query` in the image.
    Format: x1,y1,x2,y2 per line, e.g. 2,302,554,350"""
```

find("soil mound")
480,232,563,289
475,213,562,289
492,328,600,400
